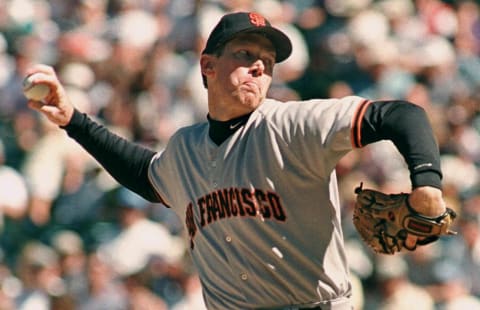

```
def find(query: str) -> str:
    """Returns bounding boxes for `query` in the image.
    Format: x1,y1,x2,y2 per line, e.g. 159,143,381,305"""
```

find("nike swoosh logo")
229,122,242,130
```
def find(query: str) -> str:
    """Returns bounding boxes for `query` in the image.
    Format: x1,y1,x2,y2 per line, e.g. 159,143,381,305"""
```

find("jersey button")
225,236,232,242
240,273,248,280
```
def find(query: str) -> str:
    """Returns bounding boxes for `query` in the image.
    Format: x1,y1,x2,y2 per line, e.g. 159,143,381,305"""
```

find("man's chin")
232,87,264,107
241,91,264,105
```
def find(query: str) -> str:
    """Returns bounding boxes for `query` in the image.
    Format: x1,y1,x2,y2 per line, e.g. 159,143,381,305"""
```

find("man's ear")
200,55,215,77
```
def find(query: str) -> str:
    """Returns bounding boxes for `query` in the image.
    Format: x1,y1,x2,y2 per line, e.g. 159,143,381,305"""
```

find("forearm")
361,100,442,189
62,109,162,202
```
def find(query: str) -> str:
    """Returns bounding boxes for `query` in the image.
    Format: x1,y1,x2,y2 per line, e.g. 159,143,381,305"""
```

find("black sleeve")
360,100,442,189
62,109,163,203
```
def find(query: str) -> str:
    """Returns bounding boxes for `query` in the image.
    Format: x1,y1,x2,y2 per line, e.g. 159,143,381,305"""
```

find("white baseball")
22,73,50,101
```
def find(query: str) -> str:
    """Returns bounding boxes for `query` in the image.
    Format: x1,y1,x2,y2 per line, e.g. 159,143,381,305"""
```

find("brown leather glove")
353,183,457,255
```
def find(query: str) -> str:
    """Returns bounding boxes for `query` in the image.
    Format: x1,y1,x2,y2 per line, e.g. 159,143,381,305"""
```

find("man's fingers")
27,100,46,111
404,234,418,251
25,64,56,77
25,64,75,127
28,100,60,116
24,65,61,97
25,72,59,90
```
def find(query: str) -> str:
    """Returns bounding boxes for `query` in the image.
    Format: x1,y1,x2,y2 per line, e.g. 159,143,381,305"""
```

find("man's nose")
250,60,265,77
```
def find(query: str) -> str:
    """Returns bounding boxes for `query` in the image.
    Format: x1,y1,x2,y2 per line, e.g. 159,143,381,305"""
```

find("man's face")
205,33,276,113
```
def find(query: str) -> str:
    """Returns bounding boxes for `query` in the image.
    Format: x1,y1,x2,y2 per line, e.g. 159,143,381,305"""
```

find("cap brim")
243,27,292,63
203,27,292,63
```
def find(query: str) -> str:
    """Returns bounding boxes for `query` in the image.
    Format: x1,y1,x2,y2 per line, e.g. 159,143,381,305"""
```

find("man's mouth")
242,81,260,92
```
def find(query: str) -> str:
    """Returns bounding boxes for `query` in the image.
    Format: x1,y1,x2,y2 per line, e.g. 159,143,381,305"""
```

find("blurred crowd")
0,0,479,309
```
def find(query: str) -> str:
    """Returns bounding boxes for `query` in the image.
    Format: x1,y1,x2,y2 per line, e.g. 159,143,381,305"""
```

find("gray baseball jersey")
148,95,369,309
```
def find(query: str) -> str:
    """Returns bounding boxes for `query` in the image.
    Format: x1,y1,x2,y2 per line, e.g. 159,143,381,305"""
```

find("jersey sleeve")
62,109,163,202
260,96,368,177
358,100,442,189
350,99,373,148
146,127,198,209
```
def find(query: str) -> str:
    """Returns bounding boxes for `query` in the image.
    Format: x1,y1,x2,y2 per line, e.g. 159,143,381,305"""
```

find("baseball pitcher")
25,11,455,310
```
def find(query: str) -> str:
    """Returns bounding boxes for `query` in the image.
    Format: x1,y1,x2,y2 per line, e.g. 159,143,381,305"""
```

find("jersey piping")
351,99,372,148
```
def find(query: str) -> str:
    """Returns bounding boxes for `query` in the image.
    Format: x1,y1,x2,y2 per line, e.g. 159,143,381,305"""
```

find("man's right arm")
62,109,163,203
24,64,162,203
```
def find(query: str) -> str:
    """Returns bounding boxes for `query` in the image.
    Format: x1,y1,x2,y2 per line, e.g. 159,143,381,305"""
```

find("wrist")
411,171,442,189
60,108,82,130
409,186,446,217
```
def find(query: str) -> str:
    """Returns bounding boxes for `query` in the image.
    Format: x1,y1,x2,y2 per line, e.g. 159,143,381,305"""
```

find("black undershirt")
207,113,252,145
62,100,442,202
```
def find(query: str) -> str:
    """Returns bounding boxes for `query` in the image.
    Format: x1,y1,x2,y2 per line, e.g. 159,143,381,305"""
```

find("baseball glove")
352,183,457,255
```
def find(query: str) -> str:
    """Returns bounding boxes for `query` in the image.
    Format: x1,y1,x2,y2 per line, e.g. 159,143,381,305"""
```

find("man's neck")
208,105,253,121
207,112,252,145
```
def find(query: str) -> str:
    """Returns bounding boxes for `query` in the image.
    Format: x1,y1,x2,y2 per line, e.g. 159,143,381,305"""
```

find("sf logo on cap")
249,13,266,27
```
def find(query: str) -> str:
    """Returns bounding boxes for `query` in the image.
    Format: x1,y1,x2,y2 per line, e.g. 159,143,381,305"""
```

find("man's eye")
233,50,274,70
263,58,274,68
235,50,251,60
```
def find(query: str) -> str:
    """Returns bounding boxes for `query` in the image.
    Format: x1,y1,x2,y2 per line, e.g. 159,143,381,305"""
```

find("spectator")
121,266,168,310
0,139,29,226
98,187,186,277
429,257,480,310
370,254,435,310
444,206,480,298
171,273,207,310
14,241,63,310
50,230,89,306
79,251,127,310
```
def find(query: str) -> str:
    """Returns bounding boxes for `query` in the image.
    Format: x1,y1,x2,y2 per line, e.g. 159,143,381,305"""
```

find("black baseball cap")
202,12,292,63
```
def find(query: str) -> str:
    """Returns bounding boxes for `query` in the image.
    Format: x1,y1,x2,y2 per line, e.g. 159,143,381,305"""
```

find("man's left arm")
358,100,446,216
